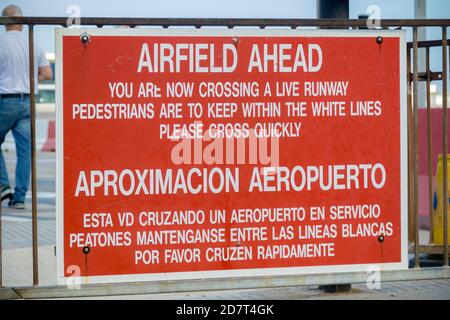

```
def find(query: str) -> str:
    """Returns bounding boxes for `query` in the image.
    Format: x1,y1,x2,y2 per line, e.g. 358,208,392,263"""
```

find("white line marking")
25,192,55,199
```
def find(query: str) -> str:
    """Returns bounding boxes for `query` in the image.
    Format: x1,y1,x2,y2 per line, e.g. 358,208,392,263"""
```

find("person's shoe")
1,185,13,202
8,200,25,210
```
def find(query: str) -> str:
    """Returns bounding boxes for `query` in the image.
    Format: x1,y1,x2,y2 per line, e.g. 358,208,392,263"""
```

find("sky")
0,0,449,95
0,0,449,53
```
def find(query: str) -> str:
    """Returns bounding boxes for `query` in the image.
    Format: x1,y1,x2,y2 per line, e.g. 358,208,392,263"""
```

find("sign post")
56,28,407,285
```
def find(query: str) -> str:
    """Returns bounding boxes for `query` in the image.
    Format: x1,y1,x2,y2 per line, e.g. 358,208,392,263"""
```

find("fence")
0,16,448,299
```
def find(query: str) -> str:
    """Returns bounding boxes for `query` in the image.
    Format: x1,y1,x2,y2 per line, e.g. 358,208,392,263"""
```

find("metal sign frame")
56,27,408,285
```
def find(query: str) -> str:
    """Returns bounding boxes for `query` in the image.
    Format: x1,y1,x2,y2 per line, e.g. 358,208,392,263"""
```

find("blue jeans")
0,96,31,203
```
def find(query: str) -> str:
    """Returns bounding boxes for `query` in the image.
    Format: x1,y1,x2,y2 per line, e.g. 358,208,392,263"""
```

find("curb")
2,267,449,300
0,287,22,300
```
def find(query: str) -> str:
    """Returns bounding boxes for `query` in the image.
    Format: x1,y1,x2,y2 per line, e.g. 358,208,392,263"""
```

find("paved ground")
0,154,55,252
79,279,450,300
0,149,449,299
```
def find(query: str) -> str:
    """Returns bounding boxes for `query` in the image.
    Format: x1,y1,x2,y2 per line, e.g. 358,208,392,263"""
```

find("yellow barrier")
432,154,450,245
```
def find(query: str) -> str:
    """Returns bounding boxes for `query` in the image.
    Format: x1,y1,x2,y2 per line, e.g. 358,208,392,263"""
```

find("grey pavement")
74,279,450,300
0,149,449,299
1,151,55,251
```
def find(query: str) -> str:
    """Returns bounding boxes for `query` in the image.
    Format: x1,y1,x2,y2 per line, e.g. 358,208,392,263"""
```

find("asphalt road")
1,150,55,250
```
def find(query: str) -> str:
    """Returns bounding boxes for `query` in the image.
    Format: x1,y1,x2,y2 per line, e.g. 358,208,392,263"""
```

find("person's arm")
36,46,52,82
38,65,53,81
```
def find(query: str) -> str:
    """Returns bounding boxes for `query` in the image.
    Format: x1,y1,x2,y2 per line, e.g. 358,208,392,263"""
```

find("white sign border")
55,27,408,286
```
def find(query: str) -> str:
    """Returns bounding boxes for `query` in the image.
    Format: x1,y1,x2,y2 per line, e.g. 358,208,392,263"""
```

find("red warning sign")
56,28,408,284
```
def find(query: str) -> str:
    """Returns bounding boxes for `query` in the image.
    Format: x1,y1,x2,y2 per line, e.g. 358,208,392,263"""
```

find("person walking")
0,4,53,209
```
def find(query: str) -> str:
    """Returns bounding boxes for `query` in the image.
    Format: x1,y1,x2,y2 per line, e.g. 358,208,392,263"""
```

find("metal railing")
407,34,449,268
0,16,448,297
